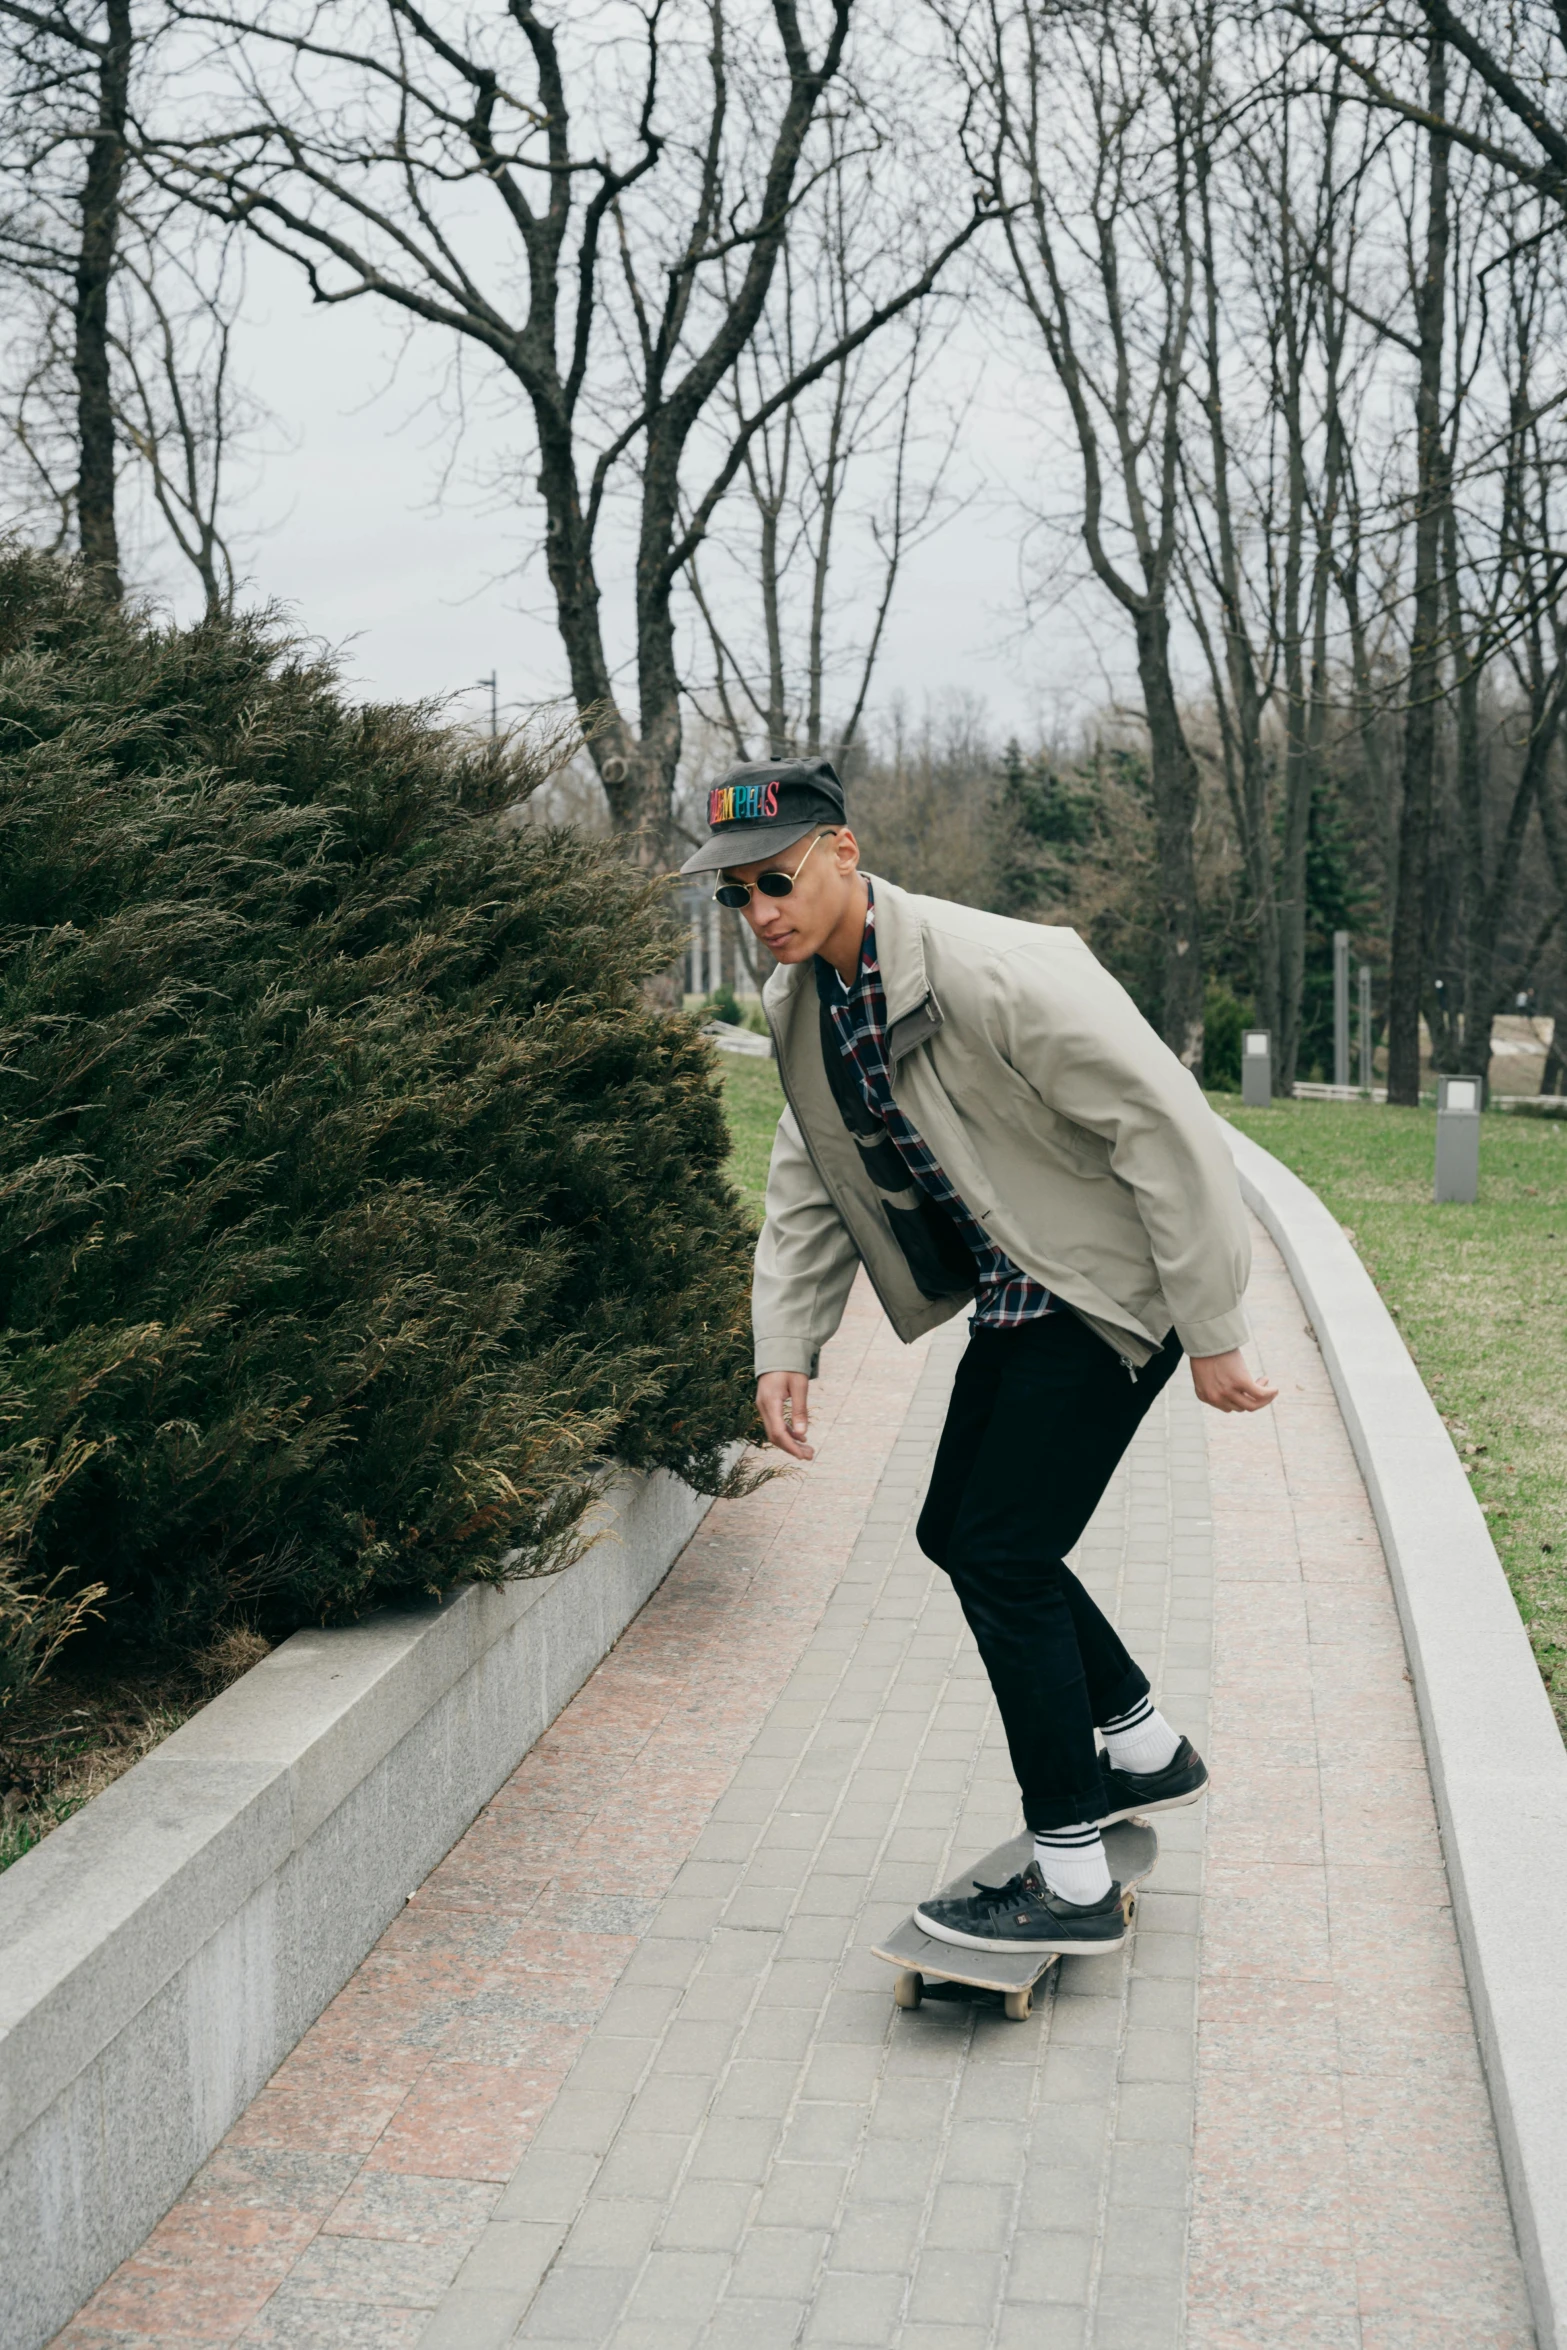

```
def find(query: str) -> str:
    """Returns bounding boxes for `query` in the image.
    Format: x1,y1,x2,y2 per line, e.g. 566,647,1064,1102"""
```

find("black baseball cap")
679,756,847,875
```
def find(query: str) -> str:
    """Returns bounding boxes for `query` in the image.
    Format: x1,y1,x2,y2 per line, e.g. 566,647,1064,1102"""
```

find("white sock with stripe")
1032,1822,1112,1906
1101,1695,1181,1776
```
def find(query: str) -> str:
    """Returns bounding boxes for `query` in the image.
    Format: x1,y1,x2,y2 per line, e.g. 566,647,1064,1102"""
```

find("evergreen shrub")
1201,980,1252,1092
0,550,756,1669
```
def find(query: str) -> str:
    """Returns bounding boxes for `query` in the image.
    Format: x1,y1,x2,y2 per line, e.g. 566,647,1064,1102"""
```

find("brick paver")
52,1277,932,2350
1190,1223,1533,2350
418,1319,1213,2350
49,1219,1536,2350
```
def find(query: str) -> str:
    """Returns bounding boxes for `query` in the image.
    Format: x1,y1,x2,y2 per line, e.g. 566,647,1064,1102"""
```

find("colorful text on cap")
709,779,780,826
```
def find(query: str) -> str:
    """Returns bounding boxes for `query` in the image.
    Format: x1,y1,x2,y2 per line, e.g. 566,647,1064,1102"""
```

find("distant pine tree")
994,738,1099,915
0,549,756,1663
1298,778,1380,1081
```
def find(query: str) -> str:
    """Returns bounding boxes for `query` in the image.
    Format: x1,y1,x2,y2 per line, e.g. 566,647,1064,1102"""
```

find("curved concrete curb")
1223,1121,1567,2350
0,1465,718,2350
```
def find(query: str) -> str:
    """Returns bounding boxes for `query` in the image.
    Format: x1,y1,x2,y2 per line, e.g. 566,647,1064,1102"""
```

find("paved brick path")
1192,1231,1534,2350
419,1313,1209,2350
51,1227,1534,2350
53,1279,929,2350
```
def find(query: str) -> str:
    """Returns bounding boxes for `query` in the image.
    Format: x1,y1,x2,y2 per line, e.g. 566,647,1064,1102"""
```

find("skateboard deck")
872,1819,1159,2019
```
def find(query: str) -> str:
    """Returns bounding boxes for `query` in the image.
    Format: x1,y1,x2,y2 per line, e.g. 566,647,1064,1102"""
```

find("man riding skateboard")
682,756,1276,1958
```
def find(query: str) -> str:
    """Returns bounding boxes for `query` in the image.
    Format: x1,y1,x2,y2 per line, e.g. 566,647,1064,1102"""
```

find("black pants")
916,1312,1183,1832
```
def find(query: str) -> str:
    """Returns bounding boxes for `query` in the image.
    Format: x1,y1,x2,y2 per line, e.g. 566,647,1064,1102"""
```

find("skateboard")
871,1818,1159,2021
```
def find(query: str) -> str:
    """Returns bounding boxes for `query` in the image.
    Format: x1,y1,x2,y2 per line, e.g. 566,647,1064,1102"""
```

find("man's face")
723,827,862,964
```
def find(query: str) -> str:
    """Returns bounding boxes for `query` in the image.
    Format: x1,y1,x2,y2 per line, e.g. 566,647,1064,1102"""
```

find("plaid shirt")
822,889,1054,1329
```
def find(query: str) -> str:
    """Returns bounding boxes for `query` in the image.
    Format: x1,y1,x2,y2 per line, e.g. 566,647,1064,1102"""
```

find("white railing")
703,1019,772,1058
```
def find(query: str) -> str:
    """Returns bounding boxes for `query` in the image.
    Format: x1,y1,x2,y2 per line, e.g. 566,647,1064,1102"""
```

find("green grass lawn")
715,1055,1567,1729
1217,1095,1567,1731
718,1052,784,1224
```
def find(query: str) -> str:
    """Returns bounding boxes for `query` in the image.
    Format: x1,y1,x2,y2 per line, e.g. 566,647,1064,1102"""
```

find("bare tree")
0,270,78,545
1539,747,1567,1091
943,0,1215,1067
1291,0,1567,220
0,1,259,607
1428,186,1567,1074
684,117,964,771
1280,8,1567,1091
1384,35,1451,1104
1183,131,1283,1060
110,217,253,614
0,0,132,590
1180,55,1384,1088
153,0,990,859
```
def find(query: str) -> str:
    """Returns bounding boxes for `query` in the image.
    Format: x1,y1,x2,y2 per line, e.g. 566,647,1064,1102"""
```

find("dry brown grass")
0,1627,273,1873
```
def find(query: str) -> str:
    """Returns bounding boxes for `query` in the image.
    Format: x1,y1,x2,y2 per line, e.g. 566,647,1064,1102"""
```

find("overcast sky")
138,241,1140,762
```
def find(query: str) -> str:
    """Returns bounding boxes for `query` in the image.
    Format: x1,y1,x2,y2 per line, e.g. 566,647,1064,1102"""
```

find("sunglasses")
712,828,834,910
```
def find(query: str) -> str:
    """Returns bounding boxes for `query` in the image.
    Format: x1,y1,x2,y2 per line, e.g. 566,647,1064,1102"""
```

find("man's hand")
757,1370,815,1460
1190,1348,1277,1413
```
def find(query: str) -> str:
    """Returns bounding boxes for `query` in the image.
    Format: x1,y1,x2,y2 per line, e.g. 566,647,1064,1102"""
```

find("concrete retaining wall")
0,1466,717,2350
1225,1122,1567,2350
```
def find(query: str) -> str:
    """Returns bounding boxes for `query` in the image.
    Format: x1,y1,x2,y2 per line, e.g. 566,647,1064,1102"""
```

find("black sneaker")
914,1861,1127,1955
1095,1735,1210,1826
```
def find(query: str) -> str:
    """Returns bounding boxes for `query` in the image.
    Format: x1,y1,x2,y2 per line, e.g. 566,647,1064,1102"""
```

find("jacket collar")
766,871,939,1059
860,874,928,1027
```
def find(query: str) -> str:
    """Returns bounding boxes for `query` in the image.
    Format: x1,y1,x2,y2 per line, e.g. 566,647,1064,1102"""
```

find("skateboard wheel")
1122,1888,1138,1927
893,1970,924,2010
1004,1986,1033,2021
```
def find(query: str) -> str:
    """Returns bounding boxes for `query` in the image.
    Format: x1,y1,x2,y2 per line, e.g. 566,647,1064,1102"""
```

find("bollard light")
1241,1029,1272,1107
1434,1074,1481,1204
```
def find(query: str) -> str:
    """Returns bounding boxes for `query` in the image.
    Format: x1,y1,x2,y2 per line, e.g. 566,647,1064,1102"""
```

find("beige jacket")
753,878,1250,1379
